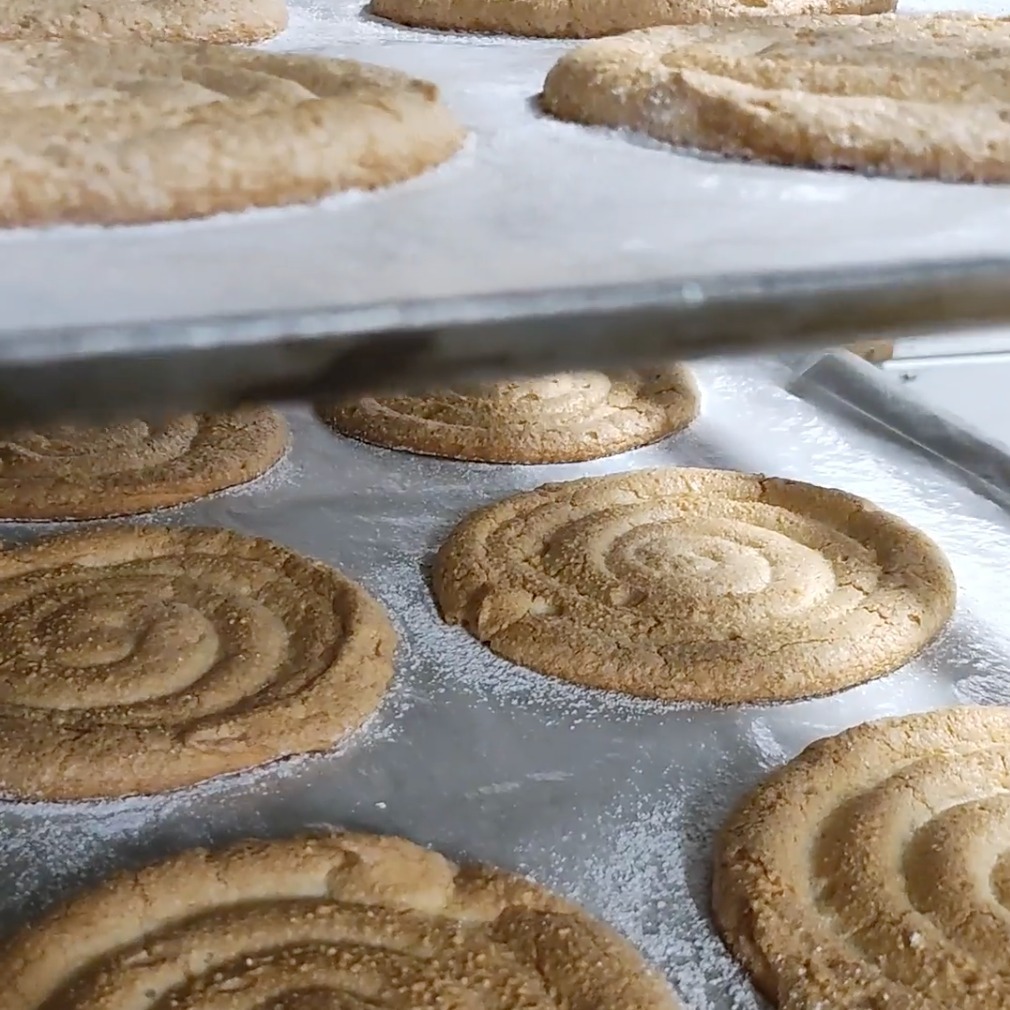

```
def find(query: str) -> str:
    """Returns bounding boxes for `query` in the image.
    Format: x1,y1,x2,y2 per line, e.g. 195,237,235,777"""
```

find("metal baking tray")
9,258,1010,427
2,350,1009,1009
6,0,1010,421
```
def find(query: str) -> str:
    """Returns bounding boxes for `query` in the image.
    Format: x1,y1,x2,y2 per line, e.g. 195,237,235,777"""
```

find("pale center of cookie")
33,593,218,671
542,504,851,634
436,466,954,703
0,417,199,478
384,372,618,427
0,551,337,724
631,531,774,593
483,372,613,418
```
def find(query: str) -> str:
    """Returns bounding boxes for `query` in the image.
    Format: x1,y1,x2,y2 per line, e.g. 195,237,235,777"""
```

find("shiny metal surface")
1,352,1008,1009
5,257,1010,427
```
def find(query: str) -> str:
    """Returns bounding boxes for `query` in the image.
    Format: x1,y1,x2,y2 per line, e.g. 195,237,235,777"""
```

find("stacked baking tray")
3,350,1009,1009
4,0,1010,423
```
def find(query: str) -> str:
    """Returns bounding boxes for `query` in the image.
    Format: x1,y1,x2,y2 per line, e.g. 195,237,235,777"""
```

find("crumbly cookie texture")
0,40,464,227
433,467,955,703
0,831,681,1009
0,407,287,520
371,0,890,39
0,0,287,43
714,706,1010,1009
542,14,1010,182
0,525,397,800
319,365,699,463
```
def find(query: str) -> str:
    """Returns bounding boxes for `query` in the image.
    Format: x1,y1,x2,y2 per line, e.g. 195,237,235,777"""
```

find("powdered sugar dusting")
748,717,790,770
547,779,762,1008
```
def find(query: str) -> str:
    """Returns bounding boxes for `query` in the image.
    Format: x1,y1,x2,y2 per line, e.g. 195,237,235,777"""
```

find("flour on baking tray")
0,710,392,933
545,779,761,1009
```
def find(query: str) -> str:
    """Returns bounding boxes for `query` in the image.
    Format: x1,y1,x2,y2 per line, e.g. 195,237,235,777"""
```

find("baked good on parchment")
0,40,464,227
371,0,890,39
433,467,954,703
0,407,287,520
318,365,699,463
0,525,396,800
714,706,1010,1009
541,14,1010,182
0,831,682,1010
0,0,287,43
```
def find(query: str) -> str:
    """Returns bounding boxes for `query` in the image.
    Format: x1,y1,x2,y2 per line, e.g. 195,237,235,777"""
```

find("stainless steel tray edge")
5,257,1010,425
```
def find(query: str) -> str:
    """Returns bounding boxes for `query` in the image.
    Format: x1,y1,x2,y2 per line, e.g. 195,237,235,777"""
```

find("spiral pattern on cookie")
0,832,680,1010
0,407,287,520
714,707,1010,1009
433,467,954,702
319,365,698,463
0,525,395,799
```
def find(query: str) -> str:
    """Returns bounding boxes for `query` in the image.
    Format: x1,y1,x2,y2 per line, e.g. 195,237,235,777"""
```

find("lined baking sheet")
0,0,1009,337
2,352,1010,1009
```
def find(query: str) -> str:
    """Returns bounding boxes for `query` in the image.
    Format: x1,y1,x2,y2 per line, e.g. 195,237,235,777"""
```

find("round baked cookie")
714,706,1010,1009
319,366,699,464
1,0,287,43
433,467,954,703
0,407,287,520
0,830,682,1010
541,14,1010,182
0,40,464,227
371,0,889,39
0,525,396,800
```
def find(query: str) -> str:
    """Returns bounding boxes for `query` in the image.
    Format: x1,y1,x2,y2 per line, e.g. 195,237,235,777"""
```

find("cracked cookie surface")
0,40,464,226
0,831,681,1009
0,407,287,520
371,0,889,39
0,0,288,43
433,467,954,703
319,365,698,464
715,706,1010,1008
0,525,396,800
542,14,1010,182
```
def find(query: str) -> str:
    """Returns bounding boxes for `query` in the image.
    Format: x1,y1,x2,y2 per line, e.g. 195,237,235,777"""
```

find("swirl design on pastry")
319,365,698,463
433,467,954,702
0,407,287,520
0,525,395,799
714,706,1010,1009
0,832,681,1010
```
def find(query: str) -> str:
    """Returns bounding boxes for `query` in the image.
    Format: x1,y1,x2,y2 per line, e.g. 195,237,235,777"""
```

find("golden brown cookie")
433,467,954,703
1,0,287,43
0,40,465,227
0,830,682,1010
371,0,888,39
541,15,1010,182
319,366,699,464
0,525,396,800
0,407,287,520
714,706,1010,1009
